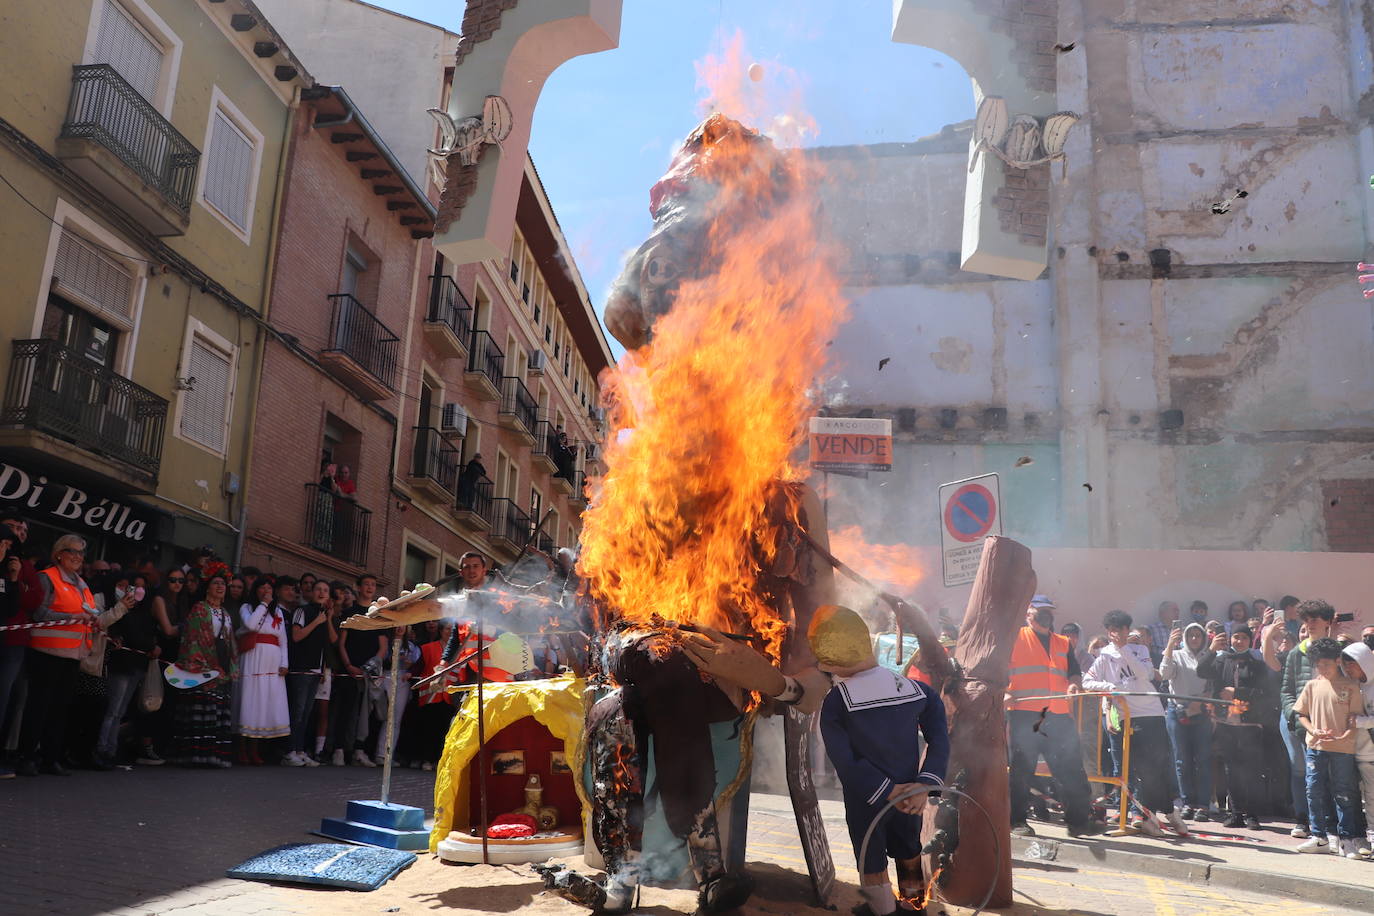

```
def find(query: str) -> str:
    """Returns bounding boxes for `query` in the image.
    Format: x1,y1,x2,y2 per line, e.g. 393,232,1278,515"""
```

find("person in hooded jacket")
1197,627,1277,829
1339,639,1374,858
1159,622,1214,820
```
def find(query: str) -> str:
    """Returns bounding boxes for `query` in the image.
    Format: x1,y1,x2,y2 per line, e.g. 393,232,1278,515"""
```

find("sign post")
808,417,892,473
938,473,1002,587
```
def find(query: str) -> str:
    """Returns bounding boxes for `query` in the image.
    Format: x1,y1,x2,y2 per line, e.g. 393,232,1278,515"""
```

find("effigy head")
807,604,874,671
604,113,797,350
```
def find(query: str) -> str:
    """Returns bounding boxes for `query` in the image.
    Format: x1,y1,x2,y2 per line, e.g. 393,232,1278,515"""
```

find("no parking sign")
938,473,1002,586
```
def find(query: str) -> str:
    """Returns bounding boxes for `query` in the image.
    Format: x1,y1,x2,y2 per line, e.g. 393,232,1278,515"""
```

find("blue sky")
371,0,973,322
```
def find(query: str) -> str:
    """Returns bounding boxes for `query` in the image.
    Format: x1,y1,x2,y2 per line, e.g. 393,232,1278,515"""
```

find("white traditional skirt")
237,637,290,738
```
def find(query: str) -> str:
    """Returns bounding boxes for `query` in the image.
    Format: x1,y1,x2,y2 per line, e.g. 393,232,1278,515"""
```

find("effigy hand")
680,626,786,697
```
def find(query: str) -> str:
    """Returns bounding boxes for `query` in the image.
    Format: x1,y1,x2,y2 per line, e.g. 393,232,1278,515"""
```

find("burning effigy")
530,110,850,914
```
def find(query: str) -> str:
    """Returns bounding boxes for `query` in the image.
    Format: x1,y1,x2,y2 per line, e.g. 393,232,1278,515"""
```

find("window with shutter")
94,0,163,102
52,229,135,329
204,109,254,231
180,335,232,453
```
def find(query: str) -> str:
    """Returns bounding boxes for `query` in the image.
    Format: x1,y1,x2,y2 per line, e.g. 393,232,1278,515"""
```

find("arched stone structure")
431,0,1070,282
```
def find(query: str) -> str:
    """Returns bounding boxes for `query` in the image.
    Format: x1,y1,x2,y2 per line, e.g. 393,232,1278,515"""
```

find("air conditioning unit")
583,443,599,462
591,407,606,425
527,349,546,375
440,403,468,437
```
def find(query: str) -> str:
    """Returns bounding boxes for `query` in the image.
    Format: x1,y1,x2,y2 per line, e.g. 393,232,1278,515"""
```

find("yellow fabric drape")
429,674,589,851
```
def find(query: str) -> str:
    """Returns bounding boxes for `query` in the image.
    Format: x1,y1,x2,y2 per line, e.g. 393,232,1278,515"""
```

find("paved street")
0,766,1356,916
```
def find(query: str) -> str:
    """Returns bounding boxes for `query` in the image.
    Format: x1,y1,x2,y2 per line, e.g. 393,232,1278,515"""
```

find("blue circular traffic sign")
944,483,996,542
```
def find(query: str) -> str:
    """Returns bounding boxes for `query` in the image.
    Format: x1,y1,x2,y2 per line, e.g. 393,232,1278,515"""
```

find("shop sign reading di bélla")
0,461,152,542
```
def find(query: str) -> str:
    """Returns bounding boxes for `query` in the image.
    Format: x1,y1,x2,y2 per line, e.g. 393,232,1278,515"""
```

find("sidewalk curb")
1012,835,1374,913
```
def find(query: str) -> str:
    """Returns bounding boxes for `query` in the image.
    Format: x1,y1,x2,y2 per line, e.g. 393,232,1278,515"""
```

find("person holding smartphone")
1160,622,1215,821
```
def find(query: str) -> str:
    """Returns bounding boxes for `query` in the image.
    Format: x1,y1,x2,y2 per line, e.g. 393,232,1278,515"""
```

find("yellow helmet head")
807,605,874,669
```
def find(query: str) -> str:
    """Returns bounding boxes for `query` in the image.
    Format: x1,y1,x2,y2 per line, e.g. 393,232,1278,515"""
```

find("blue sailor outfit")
820,665,950,873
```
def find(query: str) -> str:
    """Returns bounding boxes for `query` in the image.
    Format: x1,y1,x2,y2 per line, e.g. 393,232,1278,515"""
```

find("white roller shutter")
204,110,254,230
52,229,135,329
94,0,163,102
180,336,232,453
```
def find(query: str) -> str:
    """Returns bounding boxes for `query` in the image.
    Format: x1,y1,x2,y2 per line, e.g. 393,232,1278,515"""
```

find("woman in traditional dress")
171,569,238,767
235,575,290,763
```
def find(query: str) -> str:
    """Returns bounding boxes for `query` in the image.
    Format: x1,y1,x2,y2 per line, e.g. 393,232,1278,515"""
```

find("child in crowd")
1293,637,1363,856
1339,640,1374,858
814,605,948,916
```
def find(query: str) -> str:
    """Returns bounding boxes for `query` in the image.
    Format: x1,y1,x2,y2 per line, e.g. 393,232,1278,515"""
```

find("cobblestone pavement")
0,766,1350,915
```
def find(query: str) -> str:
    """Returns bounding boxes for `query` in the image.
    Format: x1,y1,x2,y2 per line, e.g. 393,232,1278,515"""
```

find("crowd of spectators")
0,517,480,779
1029,594,1374,858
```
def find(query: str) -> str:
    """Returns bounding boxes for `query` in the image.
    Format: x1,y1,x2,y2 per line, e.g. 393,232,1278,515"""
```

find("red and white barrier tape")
0,617,88,632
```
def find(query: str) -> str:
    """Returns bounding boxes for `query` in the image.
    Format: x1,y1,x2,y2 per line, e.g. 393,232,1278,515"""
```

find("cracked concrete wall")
817,0,1374,563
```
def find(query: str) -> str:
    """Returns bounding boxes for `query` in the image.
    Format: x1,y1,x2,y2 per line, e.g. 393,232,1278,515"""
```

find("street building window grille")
204,108,254,231
179,335,231,453
94,0,163,103
52,229,135,329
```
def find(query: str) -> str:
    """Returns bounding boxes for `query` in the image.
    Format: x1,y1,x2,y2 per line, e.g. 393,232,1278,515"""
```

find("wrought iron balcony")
490,497,532,553
409,425,459,501
567,470,589,507
1,338,167,478
424,274,473,361
534,531,556,555
531,419,558,473
321,294,399,400
57,64,200,235
498,376,538,440
454,467,495,530
303,483,371,566
464,330,504,401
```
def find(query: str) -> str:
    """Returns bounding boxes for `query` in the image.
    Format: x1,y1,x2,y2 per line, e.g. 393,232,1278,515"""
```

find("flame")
577,47,841,661
828,525,925,593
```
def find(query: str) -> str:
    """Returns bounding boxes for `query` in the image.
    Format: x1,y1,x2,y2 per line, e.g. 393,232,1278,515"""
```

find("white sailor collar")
834,665,924,712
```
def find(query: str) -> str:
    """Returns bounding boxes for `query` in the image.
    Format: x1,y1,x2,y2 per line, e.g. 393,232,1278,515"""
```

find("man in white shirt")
1083,609,1188,837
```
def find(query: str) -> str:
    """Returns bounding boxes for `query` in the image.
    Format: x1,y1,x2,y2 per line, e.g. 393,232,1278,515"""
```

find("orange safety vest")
1007,626,1073,715
29,567,95,654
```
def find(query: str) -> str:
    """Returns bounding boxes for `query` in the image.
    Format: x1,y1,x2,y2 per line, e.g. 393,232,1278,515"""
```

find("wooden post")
927,536,1036,908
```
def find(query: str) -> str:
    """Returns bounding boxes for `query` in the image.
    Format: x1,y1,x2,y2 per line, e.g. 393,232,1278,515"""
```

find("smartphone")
1337,612,1356,623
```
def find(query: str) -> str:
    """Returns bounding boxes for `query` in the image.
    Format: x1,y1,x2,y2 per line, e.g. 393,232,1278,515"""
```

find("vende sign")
0,461,152,542
809,417,892,472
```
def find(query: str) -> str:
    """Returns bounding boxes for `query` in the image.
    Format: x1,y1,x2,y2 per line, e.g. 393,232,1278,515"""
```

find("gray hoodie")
1158,622,1210,706
1342,641,1374,728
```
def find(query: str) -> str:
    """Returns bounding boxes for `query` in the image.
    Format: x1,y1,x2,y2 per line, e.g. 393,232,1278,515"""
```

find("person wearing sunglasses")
16,534,101,776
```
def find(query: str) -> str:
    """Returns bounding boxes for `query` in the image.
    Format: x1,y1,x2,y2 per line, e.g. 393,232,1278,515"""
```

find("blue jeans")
1306,747,1359,839
286,673,320,755
0,643,26,746
1281,714,1310,823
1165,707,1213,809
98,667,144,758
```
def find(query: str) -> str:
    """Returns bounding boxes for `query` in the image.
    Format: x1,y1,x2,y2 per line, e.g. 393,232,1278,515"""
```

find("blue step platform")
319,800,430,851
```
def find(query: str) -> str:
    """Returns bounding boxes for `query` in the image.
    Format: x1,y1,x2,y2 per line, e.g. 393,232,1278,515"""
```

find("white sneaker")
1339,838,1362,859
1166,810,1190,836
1291,824,1311,838
1133,816,1165,838
353,749,377,768
1296,836,1330,853
421,761,434,772
280,751,306,767
301,753,320,768
331,749,345,767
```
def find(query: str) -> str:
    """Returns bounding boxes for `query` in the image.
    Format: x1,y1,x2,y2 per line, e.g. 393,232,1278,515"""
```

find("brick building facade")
240,87,434,586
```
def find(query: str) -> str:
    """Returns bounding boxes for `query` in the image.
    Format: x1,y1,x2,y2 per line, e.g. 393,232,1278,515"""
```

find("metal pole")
476,621,489,865
380,630,403,805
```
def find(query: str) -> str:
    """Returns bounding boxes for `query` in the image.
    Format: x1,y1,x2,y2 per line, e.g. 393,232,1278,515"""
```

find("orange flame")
828,525,925,594
577,48,841,661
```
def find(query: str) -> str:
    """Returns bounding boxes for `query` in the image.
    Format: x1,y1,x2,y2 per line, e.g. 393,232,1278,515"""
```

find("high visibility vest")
29,567,95,654
1007,626,1073,714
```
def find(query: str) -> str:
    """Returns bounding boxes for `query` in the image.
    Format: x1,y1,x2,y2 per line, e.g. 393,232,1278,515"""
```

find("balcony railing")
303,483,371,566
499,376,538,435
1,338,167,477
491,497,532,548
410,426,459,496
426,274,473,343
59,64,200,214
326,293,399,391
568,470,589,505
534,531,556,554
455,468,495,527
467,330,504,391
